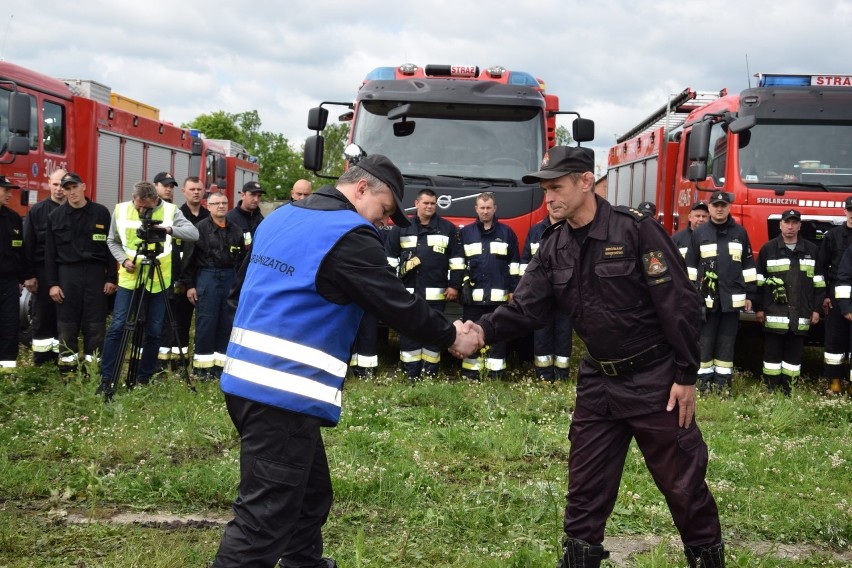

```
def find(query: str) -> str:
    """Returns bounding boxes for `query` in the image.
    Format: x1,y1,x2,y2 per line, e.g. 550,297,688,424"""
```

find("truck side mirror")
8,92,31,134
307,107,329,132
304,135,325,172
572,118,595,143
688,122,711,161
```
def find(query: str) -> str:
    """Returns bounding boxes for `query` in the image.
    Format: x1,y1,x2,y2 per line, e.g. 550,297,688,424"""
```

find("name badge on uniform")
92,234,107,241
728,241,742,262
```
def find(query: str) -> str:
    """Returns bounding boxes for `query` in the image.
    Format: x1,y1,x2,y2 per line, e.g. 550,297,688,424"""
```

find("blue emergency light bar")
365,67,397,81
758,74,811,87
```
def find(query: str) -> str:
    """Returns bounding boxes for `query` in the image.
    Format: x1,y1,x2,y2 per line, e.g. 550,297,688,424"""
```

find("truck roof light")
758,74,811,87
507,71,541,87
485,66,506,78
398,63,418,75
365,67,397,81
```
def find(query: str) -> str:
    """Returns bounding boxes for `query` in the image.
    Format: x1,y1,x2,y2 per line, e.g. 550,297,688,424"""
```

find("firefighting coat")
684,216,757,311
459,218,520,304
521,216,553,274
754,235,824,335
385,214,463,301
817,223,852,300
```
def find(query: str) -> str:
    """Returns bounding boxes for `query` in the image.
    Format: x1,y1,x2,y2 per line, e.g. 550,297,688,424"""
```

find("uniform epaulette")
613,205,649,222
541,220,566,241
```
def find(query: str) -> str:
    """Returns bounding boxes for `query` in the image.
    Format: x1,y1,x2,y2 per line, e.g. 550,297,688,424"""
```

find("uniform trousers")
698,310,739,391
99,287,166,385
823,300,849,381
55,263,108,371
762,332,805,394
214,395,332,568
193,268,235,376
398,301,445,378
0,277,19,367
463,303,507,379
533,312,573,380
31,267,59,365
565,402,721,547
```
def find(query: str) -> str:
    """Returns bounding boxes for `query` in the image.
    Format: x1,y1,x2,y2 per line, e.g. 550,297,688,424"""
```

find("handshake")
450,320,486,359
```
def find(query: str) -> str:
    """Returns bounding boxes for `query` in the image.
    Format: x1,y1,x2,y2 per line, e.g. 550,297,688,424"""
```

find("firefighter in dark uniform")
522,209,573,381
226,181,265,249
754,209,823,395
212,155,479,568
817,196,852,395
459,146,724,568
830,238,852,393
44,173,118,374
684,190,757,392
386,188,463,379
153,172,183,371
183,192,245,379
23,168,67,365
672,201,709,258
459,192,520,379
0,175,29,370
159,176,210,369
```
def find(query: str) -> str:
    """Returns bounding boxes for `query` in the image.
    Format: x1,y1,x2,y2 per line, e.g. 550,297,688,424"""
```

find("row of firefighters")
4,168,852,394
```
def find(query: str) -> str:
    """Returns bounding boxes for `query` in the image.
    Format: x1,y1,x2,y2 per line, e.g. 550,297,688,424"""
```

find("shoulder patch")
541,220,566,241
613,205,648,221
642,250,670,279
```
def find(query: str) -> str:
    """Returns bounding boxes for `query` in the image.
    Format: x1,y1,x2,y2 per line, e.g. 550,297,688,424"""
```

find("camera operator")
97,181,199,393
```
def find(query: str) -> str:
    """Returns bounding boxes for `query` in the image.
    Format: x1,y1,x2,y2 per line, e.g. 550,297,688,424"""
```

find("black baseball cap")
0,175,21,189
355,154,410,228
522,146,595,184
781,209,801,221
691,201,709,212
844,197,852,211
60,172,84,187
637,201,656,214
709,190,732,205
153,172,178,186
242,181,265,194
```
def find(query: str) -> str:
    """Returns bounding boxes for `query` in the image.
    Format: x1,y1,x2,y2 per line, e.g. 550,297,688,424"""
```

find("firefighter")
754,210,823,395
44,173,117,374
672,201,709,258
817,197,852,395
23,168,67,365
459,192,520,379
183,192,246,379
212,155,480,568
456,146,724,568
349,311,380,379
684,190,757,393
226,181,265,248
386,188,464,380
290,178,313,201
521,206,573,381
152,172,183,370
0,175,29,370
97,181,199,392
159,176,210,369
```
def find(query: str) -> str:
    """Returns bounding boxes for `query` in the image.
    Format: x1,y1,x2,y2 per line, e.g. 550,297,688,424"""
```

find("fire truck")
303,63,593,245
0,60,257,214
606,74,852,252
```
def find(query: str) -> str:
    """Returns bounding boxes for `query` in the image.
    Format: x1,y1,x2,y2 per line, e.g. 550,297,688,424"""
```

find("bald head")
291,179,313,201
48,169,68,204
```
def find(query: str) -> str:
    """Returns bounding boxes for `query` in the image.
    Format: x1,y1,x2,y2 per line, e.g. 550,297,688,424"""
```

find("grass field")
1,336,851,567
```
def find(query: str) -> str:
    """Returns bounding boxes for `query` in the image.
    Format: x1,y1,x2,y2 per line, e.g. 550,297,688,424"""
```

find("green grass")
1,340,851,567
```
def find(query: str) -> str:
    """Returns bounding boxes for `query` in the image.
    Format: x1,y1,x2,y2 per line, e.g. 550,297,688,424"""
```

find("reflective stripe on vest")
114,201,175,292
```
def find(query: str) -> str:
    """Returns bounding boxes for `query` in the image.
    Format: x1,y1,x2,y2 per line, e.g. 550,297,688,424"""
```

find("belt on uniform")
584,344,671,377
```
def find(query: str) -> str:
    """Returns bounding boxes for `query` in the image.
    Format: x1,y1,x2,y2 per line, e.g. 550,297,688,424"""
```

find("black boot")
556,537,609,568
685,542,725,567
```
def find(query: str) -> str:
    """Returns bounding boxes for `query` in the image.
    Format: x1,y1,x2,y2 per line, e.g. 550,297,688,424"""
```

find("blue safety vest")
221,205,373,425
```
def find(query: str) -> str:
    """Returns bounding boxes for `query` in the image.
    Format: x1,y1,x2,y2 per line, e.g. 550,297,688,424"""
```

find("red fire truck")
0,61,257,214
303,63,593,245
607,74,852,252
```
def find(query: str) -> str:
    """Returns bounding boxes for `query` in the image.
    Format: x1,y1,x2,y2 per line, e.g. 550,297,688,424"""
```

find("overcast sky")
4,1,851,174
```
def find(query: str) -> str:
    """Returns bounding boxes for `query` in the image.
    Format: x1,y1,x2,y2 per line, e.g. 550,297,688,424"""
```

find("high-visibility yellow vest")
114,201,176,292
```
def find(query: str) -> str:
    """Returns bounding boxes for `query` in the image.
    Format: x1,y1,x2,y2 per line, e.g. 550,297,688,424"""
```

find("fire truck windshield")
352,101,543,181
739,120,852,189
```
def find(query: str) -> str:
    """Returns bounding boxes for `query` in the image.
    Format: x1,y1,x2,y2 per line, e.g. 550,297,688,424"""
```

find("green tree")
183,111,241,142
555,125,574,146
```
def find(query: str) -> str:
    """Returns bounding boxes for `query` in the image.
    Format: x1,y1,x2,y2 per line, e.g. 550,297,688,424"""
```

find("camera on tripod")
136,207,168,244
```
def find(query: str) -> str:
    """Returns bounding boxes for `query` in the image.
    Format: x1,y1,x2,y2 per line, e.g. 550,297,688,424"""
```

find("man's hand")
122,259,136,273
50,285,64,304
823,297,832,315
755,310,765,325
744,299,753,313
667,383,696,428
449,320,484,359
811,311,821,326
187,288,198,305
445,287,459,302
24,278,38,294
104,282,117,296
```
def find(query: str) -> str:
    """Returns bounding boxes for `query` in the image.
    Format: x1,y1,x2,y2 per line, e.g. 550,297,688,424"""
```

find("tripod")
104,241,194,399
